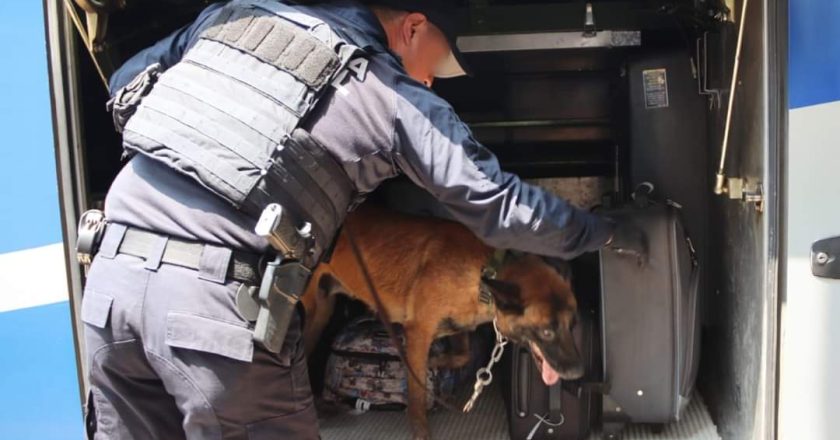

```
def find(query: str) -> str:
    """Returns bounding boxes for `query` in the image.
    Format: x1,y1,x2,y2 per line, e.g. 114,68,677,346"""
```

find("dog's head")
483,253,582,385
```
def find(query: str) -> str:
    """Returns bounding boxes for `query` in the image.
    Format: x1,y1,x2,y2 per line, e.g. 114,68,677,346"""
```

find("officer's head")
368,1,469,87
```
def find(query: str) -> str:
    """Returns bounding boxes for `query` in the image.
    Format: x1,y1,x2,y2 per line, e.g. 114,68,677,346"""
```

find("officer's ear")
401,12,428,45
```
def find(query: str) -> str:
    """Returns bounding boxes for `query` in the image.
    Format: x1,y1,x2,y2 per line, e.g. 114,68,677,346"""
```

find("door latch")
812,236,840,279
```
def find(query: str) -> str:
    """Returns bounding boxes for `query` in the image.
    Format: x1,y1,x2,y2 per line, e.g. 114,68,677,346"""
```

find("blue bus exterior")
0,2,84,439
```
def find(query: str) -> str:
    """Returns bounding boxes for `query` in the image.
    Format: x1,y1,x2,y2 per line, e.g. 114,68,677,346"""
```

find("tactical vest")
120,0,361,261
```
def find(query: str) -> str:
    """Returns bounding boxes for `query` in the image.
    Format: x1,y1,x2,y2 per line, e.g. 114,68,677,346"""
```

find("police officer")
81,0,643,439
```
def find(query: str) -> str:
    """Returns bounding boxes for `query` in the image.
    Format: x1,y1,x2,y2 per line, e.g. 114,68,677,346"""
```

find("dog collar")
479,249,508,305
478,286,494,306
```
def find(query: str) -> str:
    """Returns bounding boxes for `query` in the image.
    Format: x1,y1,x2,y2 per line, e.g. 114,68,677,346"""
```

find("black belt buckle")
253,257,312,353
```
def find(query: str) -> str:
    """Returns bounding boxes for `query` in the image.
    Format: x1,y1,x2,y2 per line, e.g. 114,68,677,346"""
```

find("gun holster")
252,257,312,353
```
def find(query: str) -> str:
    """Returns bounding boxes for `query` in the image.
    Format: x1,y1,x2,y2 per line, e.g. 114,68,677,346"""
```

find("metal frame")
43,0,91,403
458,31,641,53
767,0,788,437
40,0,784,433
695,31,724,110
463,1,725,34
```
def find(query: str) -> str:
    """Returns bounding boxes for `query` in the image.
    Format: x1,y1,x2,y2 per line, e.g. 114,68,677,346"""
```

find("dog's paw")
410,422,432,440
313,397,346,419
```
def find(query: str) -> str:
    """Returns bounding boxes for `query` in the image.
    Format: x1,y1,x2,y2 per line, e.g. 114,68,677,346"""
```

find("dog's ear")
543,257,572,282
482,278,524,314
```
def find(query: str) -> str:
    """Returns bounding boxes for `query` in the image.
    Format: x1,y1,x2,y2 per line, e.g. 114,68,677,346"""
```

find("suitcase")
598,194,701,433
503,295,600,440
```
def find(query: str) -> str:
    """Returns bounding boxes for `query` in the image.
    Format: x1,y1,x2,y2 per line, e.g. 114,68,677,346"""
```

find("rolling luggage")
598,191,701,434
503,299,600,440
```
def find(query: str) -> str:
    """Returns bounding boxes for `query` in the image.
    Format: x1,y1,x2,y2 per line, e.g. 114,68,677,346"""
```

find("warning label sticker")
642,68,669,109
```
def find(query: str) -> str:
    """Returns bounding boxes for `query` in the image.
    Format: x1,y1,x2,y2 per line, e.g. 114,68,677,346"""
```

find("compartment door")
780,0,840,437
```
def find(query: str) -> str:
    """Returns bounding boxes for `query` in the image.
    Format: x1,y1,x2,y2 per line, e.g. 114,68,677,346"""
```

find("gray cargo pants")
80,229,319,439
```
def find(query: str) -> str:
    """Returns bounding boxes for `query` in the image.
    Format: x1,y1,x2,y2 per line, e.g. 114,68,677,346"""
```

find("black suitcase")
502,297,599,440
598,194,701,434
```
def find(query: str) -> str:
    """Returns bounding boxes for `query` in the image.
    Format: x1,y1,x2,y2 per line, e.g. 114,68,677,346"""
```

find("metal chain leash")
462,317,508,412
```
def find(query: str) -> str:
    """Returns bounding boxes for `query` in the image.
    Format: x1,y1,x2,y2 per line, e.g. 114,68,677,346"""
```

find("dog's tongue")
530,342,562,386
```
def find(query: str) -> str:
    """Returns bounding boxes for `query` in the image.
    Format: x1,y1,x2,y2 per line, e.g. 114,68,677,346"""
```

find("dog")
302,204,583,440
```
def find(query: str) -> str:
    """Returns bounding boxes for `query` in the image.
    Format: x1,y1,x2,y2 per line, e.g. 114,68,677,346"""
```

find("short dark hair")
367,4,410,24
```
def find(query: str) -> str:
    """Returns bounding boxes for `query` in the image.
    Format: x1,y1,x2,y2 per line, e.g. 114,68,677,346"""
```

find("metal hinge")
719,177,764,212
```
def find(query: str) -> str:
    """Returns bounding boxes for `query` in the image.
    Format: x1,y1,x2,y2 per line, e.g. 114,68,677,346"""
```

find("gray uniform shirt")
106,0,612,259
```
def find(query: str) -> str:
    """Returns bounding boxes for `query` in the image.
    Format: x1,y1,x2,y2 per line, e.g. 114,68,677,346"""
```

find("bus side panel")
0,2,84,438
780,0,840,438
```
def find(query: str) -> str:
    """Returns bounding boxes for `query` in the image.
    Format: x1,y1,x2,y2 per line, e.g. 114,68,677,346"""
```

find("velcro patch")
201,6,341,89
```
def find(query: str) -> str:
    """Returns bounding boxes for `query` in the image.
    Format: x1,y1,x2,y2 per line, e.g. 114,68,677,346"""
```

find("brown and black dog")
302,204,583,440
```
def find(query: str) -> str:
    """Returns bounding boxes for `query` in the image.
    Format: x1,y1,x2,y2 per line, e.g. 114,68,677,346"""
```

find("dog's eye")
540,329,555,340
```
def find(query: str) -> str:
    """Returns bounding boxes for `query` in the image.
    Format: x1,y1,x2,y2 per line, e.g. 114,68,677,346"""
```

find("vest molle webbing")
121,0,360,260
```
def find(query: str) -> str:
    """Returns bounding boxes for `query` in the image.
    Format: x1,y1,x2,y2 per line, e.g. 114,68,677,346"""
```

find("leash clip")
463,317,508,412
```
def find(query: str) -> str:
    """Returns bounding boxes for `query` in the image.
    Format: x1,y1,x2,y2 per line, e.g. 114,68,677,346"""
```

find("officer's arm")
109,3,225,95
392,79,613,259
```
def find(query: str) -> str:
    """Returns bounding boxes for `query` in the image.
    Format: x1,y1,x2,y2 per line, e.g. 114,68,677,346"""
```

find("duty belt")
78,212,313,355
113,226,264,285
111,223,310,355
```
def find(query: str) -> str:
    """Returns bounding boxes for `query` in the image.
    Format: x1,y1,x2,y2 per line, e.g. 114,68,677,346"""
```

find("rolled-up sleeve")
391,78,613,259
109,2,226,95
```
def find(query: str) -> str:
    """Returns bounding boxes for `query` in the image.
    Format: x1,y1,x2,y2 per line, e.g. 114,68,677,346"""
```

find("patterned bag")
322,316,461,411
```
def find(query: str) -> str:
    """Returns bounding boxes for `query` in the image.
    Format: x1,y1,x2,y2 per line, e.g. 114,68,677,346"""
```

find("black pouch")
106,62,162,134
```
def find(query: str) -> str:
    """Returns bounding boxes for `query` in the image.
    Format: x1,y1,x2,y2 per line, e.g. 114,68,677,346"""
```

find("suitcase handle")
514,347,531,418
631,182,655,207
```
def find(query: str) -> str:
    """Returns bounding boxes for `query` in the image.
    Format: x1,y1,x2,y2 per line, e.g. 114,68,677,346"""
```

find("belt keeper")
143,235,168,271
98,224,127,260
198,245,233,284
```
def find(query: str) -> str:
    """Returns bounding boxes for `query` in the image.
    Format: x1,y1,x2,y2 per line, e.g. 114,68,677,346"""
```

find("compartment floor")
620,393,721,440
318,384,721,440
318,382,509,440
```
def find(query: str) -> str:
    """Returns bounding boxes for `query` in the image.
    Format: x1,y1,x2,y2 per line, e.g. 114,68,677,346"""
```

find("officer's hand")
604,219,648,266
